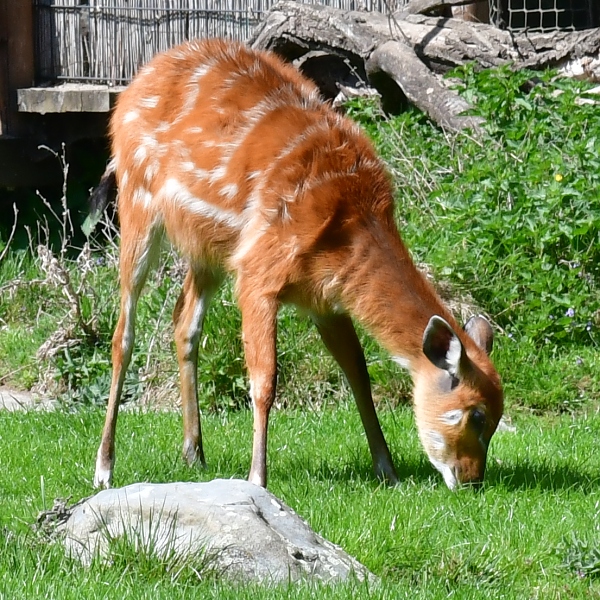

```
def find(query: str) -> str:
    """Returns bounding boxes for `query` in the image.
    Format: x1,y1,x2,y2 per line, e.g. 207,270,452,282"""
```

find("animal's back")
110,39,393,279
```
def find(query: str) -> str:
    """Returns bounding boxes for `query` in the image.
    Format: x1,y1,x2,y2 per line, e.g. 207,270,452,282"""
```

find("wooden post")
0,0,35,136
453,1,490,24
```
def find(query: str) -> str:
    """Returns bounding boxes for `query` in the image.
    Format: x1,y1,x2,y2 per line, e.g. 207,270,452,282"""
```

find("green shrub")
347,64,600,345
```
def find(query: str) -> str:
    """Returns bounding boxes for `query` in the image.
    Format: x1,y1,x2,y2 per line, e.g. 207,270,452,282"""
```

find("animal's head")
413,315,503,490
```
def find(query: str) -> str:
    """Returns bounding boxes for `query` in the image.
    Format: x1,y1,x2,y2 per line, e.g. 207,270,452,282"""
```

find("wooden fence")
33,1,405,85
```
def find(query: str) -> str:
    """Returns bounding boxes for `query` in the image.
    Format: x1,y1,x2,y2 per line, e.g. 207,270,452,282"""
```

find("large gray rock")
64,479,375,584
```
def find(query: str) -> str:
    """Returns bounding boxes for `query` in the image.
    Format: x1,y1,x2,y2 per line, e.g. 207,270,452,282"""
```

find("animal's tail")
83,161,117,236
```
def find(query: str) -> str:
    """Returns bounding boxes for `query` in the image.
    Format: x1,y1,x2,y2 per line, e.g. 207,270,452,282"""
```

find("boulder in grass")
64,479,376,585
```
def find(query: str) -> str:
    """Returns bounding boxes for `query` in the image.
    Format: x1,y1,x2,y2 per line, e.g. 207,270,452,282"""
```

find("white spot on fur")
193,64,211,80
426,430,446,452
219,183,238,199
133,145,148,166
171,140,191,161
440,409,464,426
140,95,160,109
123,110,139,124
144,162,159,183
132,186,147,205
178,161,211,180
131,186,153,208
209,165,227,183
429,456,457,491
160,178,244,228
392,356,411,370
182,86,199,117
446,336,463,376
142,134,158,149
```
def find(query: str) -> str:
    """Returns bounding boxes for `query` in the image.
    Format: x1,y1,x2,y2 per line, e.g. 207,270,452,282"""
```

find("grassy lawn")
0,397,599,598
1,66,599,597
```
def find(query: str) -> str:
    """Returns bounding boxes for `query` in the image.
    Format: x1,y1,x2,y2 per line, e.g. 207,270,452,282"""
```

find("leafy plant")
348,65,600,345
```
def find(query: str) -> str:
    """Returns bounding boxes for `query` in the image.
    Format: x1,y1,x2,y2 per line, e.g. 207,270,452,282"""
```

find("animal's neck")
337,222,457,367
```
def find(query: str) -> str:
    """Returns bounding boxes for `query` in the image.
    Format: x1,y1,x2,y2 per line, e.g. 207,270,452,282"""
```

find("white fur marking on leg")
93,453,113,489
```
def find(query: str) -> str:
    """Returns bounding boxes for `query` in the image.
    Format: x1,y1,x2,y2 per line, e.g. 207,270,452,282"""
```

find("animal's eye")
470,408,486,431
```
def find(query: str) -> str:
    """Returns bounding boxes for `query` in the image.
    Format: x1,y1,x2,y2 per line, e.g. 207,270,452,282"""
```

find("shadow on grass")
269,454,435,488
133,444,599,495
270,455,600,494
486,461,600,493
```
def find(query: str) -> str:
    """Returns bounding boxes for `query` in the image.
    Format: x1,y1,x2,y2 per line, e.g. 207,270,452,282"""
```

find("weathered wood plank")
17,84,124,114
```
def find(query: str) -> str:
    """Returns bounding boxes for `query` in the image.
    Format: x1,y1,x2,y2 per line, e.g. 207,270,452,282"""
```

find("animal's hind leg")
237,284,279,488
94,211,163,489
173,267,219,467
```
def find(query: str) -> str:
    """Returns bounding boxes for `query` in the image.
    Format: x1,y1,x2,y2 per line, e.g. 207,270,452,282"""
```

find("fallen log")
366,40,485,133
249,1,600,131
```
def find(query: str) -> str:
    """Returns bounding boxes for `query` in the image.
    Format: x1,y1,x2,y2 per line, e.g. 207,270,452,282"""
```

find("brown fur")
93,39,503,490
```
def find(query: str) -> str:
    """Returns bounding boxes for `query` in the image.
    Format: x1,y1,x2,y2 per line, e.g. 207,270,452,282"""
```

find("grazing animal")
91,38,503,491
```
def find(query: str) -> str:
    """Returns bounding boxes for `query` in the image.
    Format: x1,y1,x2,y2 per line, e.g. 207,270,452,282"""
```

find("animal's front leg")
239,290,279,488
313,312,399,484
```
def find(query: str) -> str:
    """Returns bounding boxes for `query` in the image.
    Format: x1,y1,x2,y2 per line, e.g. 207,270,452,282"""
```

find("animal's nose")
463,478,483,491
454,465,484,491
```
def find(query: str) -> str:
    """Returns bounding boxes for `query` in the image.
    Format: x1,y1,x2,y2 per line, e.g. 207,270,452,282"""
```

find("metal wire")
490,0,598,33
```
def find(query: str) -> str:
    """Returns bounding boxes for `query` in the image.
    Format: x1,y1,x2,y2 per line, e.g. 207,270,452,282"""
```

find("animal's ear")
464,315,494,355
422,316,464,377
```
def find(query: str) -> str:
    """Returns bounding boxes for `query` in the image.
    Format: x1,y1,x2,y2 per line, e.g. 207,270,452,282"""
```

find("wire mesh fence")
490,0,599,32
33,0,404,85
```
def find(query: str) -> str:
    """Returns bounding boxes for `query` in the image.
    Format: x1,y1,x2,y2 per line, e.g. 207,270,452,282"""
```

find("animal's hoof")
182,440,206,468
94,453,113,489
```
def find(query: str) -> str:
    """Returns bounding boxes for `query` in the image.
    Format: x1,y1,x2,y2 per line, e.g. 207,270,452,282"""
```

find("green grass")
1,64,600,597
347,64,600,346
0,403,599,598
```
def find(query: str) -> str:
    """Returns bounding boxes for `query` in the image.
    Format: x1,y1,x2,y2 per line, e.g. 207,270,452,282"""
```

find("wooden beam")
0,0,35,136
18,84,125,114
